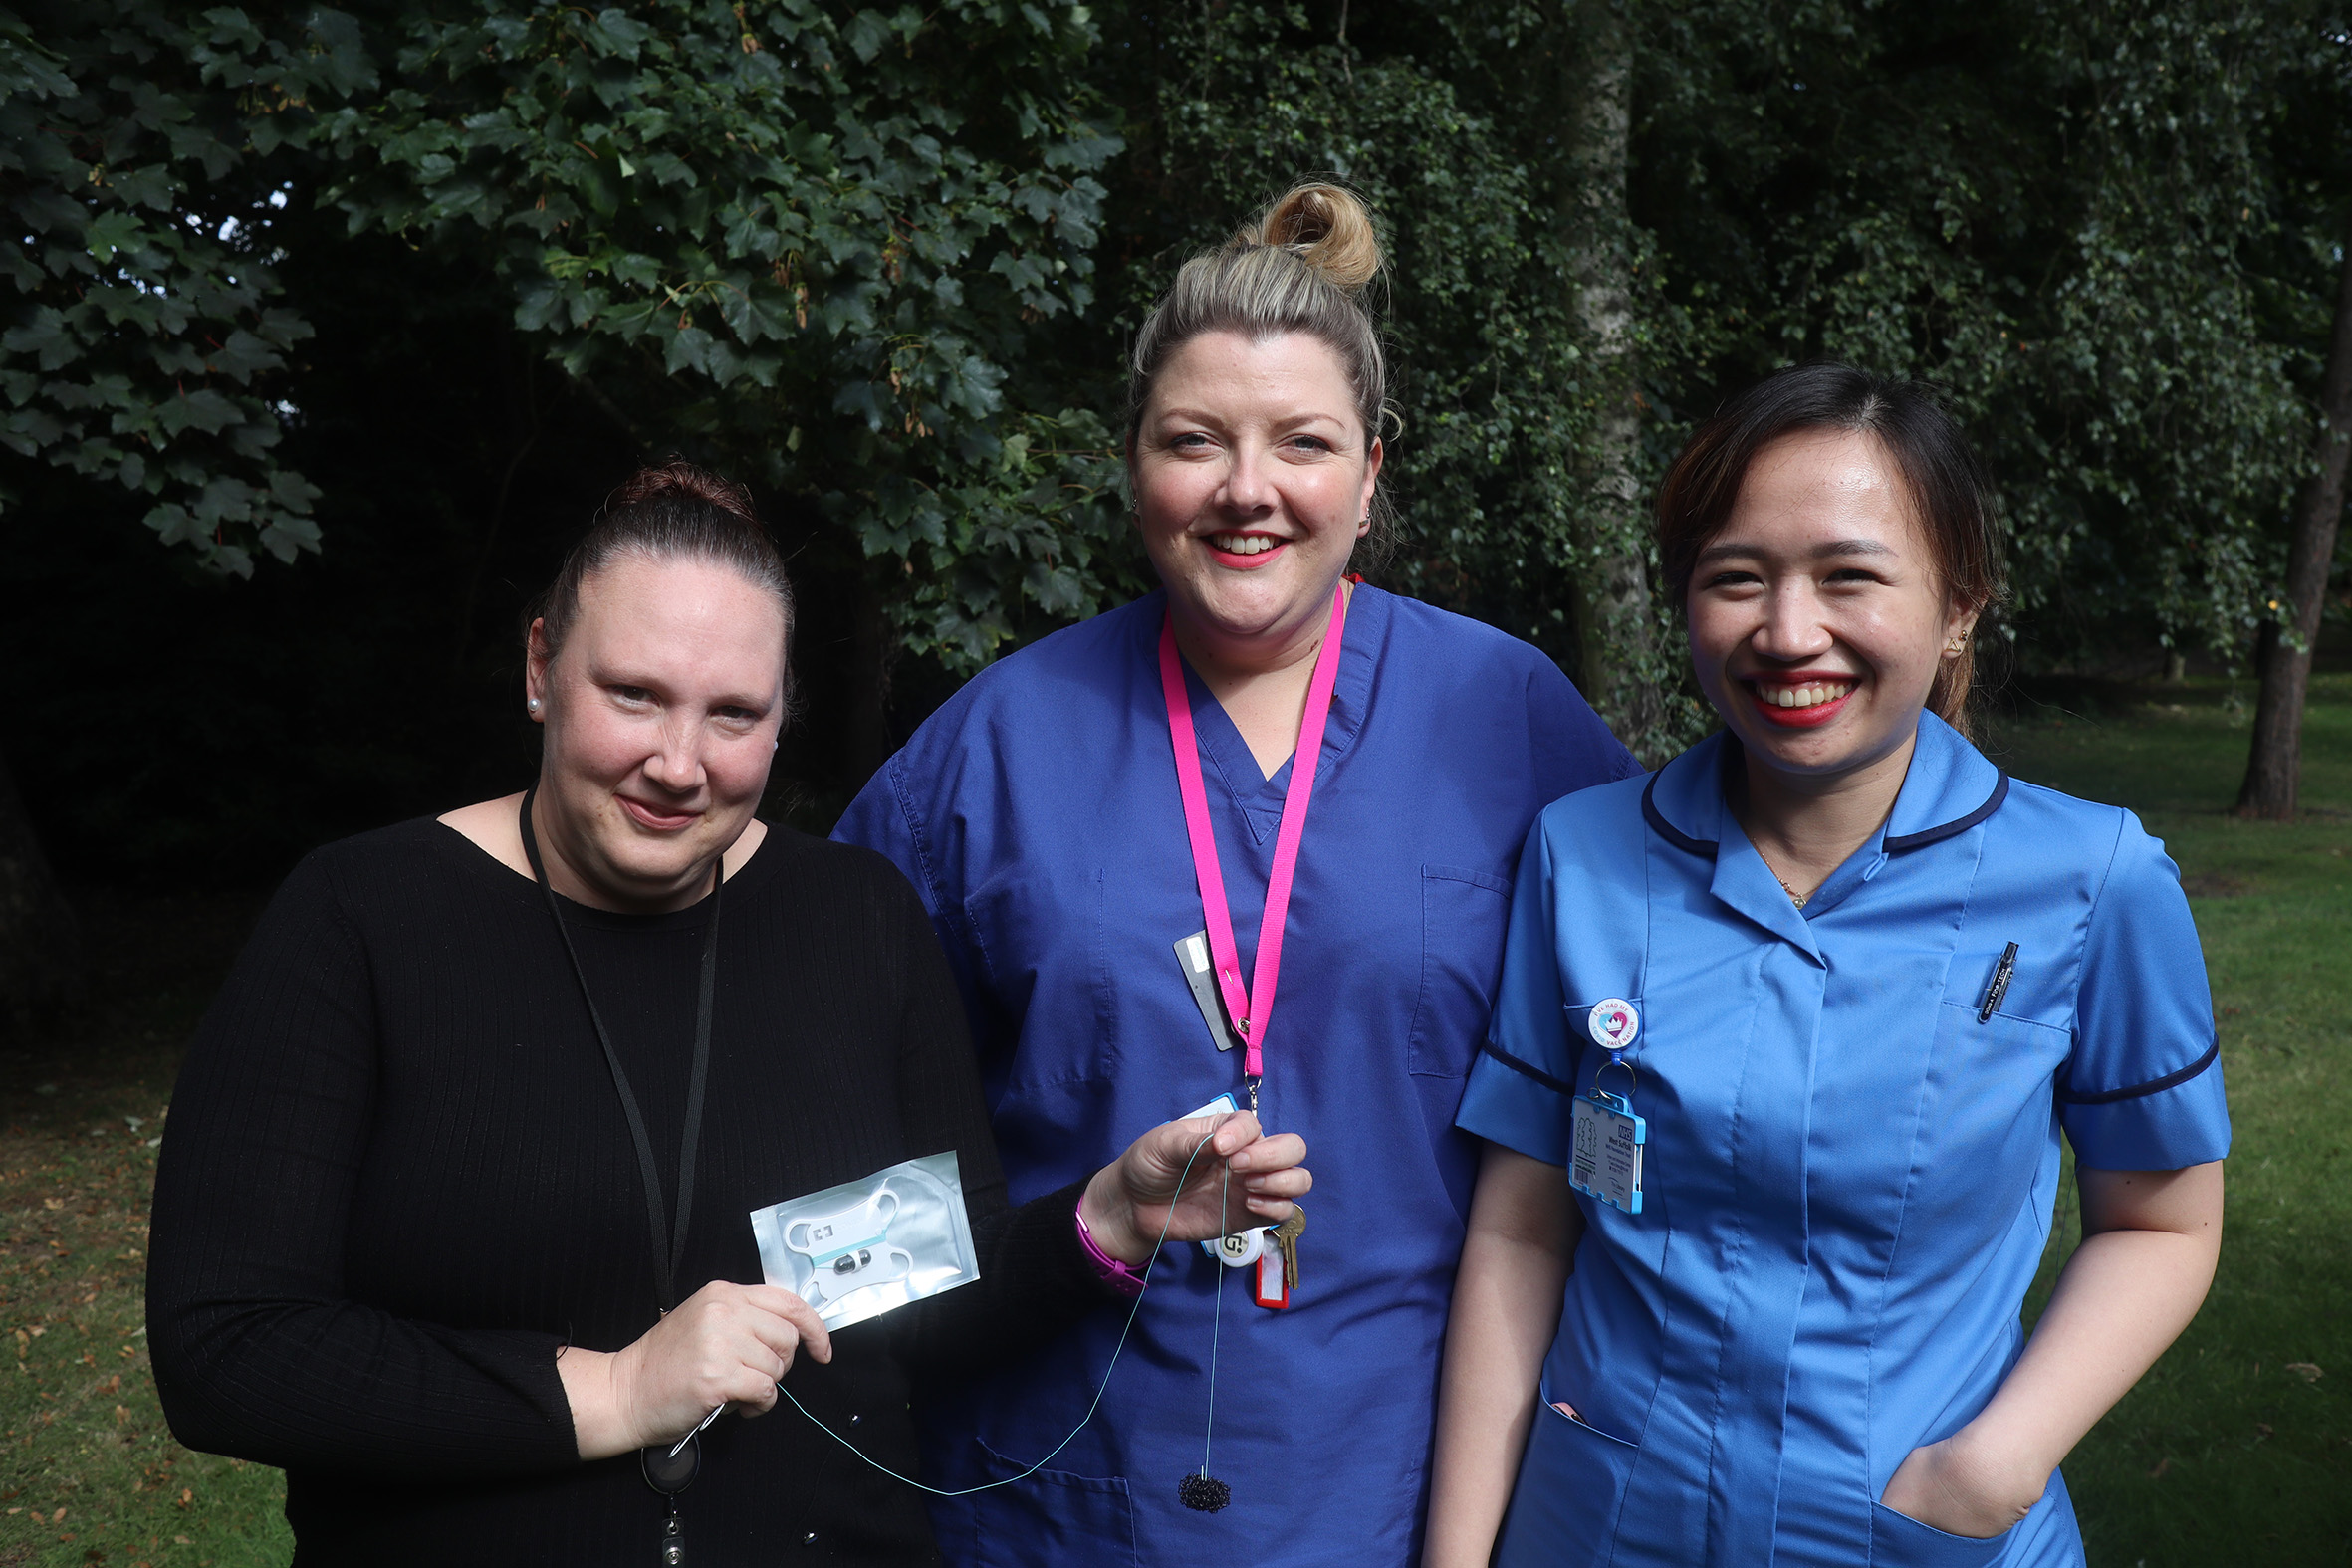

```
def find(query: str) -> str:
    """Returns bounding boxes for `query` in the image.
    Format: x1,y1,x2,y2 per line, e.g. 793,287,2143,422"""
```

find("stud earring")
528,698,542,712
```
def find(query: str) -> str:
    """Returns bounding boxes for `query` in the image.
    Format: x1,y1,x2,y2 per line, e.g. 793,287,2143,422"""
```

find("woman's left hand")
1880,1432,2047,1540
1078,1110,1310,1265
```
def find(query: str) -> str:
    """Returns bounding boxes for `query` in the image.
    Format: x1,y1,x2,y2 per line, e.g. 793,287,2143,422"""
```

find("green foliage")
1100,5,1637,671
316,0,1136,670
1638,0,2343,667
1994,671,2352,1561
4,0,2346,730
0,3,366,574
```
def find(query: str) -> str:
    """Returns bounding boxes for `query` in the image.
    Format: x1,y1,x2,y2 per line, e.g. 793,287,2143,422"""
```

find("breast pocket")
1408,864,1514,1078
970,1438,1136,1568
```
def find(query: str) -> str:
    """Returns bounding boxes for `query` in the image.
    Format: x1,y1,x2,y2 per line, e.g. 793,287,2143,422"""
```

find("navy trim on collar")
1641,720,2009,858
2056,1039,2220,1105
1883,773,2011,852
1642,771,1719,859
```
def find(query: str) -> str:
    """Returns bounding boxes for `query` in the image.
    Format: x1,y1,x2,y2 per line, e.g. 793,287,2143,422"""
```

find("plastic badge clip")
782,1184,914,1308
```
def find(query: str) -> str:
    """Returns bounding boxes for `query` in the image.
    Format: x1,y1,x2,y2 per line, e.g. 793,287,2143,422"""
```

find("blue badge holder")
1567,1059,1645,1215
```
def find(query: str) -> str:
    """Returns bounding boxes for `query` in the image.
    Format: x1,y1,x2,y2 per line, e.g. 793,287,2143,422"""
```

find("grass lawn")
1993,669,2352,1567
1,893,288,1568
3,672,2347,1567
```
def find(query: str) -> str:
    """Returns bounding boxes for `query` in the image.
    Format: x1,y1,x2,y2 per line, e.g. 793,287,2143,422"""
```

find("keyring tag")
1569,1087,1645,1215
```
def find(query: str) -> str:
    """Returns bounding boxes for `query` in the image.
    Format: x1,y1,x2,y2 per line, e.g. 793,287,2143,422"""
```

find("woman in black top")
146,462,1310,1565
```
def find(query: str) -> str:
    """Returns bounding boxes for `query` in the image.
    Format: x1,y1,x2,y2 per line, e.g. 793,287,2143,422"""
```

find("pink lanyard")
1157,584,1350,1087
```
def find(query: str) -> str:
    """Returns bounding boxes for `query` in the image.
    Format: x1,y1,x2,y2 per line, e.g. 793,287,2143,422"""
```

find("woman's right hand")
557,1279,832,1460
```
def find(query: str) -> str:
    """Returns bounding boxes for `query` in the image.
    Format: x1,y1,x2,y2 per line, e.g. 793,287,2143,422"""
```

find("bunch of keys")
1254,1205,1304,1309
1183,1093,1306,1309
1206,1204,1305,1309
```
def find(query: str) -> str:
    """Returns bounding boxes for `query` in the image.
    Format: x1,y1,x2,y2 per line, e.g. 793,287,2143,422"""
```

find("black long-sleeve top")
147,818,1118,1565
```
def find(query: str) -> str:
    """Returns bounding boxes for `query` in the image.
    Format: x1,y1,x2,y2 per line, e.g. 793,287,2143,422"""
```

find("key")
1271,1205,1305,1291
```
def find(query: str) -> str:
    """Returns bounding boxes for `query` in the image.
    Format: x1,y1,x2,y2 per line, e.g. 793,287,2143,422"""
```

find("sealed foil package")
749,1151,979,1330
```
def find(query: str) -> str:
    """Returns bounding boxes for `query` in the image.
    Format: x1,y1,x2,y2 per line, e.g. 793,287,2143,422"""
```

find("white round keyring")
1587,998,1641,1053
1214,1228,1267,1268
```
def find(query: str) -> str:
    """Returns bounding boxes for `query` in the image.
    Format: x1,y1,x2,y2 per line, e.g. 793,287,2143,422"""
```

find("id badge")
1174,931,1243,1052
1568,1091,1645,1215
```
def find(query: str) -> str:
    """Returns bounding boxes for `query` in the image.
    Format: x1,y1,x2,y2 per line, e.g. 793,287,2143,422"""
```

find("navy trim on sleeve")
1479,1040,1579,1098
1641,772,1719,858
1884,773,2009,852
2057,1038,2220,1105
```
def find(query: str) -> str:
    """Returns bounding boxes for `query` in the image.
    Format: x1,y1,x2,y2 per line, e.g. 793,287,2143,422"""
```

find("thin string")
776,1129,1228,1497
1199,1158,1232,1479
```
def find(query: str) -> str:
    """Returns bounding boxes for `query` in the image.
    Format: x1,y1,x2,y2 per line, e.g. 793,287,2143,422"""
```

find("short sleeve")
1455,816,1579,1166
1525,656,1643,800
2059,815,2232,1170
833,754,995,1035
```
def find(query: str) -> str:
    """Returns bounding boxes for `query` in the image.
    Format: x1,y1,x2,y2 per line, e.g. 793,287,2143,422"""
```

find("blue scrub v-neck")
1180,656,1316,842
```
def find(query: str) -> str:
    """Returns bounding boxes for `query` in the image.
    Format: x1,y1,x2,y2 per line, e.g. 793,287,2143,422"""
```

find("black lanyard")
519,787,720,1315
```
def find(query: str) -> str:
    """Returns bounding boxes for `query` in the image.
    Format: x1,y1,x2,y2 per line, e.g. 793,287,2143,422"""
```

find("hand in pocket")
1879,1435,2044,1540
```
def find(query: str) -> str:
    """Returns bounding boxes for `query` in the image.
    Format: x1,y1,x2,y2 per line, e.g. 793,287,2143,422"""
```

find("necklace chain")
1775,875,1809,909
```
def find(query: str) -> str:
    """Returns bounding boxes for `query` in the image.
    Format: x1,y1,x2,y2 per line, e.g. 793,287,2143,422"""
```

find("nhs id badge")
1568,1090,1645,1215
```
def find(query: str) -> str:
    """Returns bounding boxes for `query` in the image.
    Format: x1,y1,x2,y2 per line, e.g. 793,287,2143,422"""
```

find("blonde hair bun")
1242,182,1382,296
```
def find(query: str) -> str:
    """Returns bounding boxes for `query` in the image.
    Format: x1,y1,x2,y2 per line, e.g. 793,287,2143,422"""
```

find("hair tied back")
605,458,760,524
1243,182,1383,297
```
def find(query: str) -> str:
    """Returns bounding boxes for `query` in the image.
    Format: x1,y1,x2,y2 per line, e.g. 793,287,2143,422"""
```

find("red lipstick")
1203,533,1288,570
1744,673,1858,730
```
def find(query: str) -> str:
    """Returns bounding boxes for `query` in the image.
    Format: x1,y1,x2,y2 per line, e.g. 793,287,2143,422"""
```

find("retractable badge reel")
1568,999,1646,1215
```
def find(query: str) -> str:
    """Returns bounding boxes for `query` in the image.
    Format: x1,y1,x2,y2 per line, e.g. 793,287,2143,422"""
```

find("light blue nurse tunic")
836,584,1637,1567
1456,715,2231,1568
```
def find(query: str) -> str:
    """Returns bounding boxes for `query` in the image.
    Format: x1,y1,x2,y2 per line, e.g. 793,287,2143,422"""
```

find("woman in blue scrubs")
834,182,1636,1565
1428,363,2229,1568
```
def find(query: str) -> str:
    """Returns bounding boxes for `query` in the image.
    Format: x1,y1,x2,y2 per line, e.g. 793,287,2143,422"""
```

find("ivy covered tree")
1640,0,2322,676
1095,0,1708,761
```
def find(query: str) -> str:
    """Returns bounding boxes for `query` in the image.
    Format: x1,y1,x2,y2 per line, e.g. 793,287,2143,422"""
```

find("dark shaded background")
2,226,981,893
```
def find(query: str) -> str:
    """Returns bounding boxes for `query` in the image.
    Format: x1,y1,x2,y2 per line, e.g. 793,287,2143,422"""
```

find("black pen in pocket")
1978,942,2019,1022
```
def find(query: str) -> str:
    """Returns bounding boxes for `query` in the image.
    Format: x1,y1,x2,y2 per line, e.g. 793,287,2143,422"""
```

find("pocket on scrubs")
969,1439,1138,1568
1408,864,1513,1078
1494,1398,1640,1568
1869,1498,2016,1568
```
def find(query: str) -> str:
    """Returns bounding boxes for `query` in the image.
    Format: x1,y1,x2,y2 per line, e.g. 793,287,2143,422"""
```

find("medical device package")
750,1151,979,1330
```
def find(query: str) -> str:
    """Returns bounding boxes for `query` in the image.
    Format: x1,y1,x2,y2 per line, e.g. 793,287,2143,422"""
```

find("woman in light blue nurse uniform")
1426,363,2229,1568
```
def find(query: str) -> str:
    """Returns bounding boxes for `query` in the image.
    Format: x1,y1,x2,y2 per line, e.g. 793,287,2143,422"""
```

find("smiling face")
1686,428,1978,788
1130,330,1381,671
526,552,788,911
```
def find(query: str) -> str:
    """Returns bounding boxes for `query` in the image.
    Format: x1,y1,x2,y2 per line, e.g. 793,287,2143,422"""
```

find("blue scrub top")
836,585,1637,1566
1457,716,2231,1568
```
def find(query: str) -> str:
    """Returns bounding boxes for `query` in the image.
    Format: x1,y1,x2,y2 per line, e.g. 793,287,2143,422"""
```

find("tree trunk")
0,742,81,1034
1559,0,1662,757
2237,207,2352,820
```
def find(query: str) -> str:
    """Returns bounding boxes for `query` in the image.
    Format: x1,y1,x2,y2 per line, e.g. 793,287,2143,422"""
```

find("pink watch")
1073,1201,1149,1298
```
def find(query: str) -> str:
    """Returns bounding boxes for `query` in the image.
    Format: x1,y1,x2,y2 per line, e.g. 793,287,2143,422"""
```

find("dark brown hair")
1656,362,2006,733
529,459,796,696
